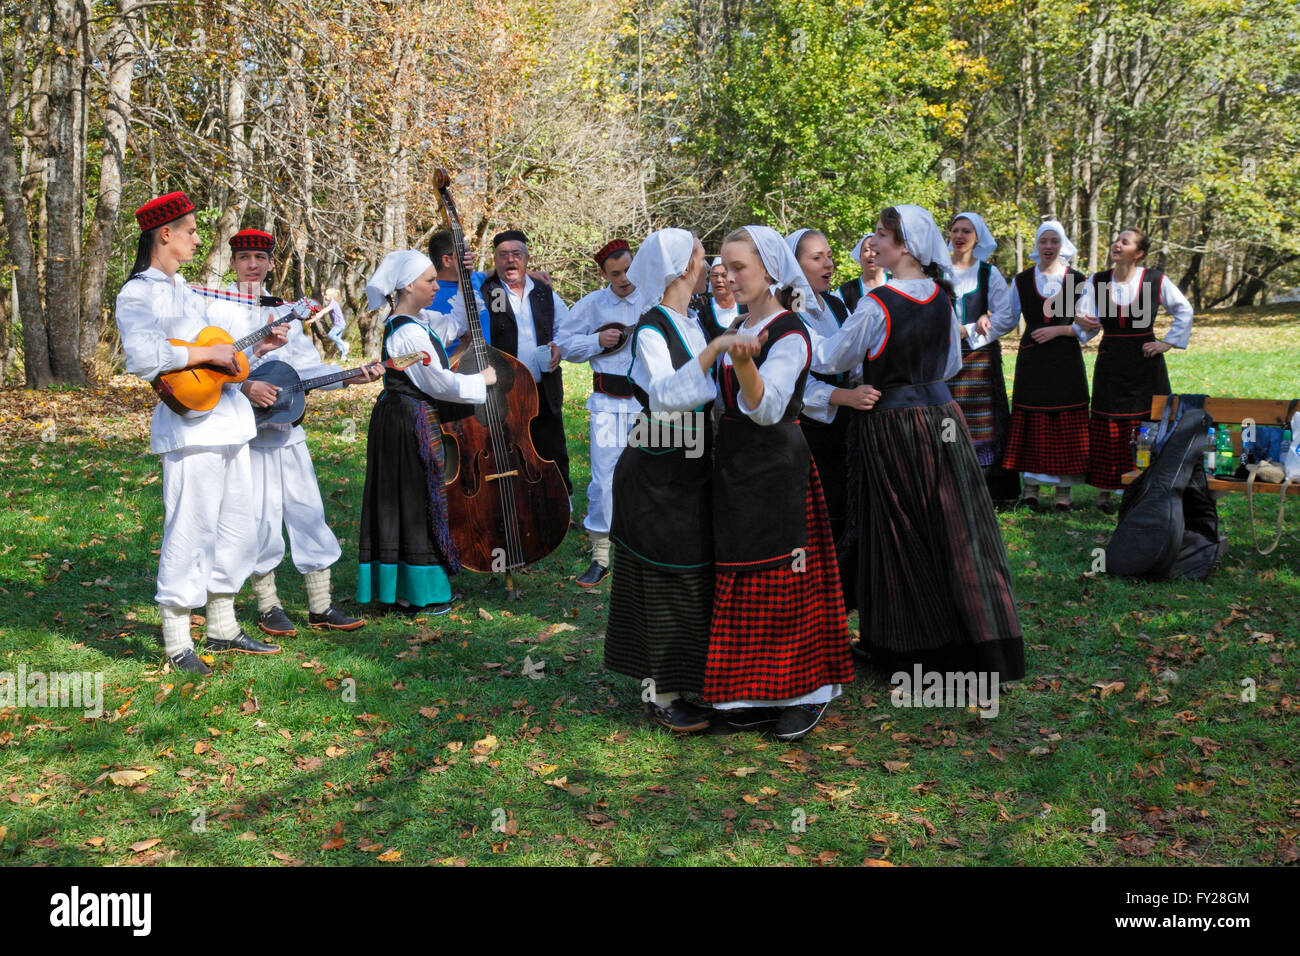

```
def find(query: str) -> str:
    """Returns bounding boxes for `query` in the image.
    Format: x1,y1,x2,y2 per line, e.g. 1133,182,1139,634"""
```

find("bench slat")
1148,395,1297,425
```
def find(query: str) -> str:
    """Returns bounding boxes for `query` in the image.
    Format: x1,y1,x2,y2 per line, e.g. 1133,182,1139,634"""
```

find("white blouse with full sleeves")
1080,268,1194,349
627,306,716,415
951,262,1012,343
384,316,487,405
968,266,1096,351
724,312,810,426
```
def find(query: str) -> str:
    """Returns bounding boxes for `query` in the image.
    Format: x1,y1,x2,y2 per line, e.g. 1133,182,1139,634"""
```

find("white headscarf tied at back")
784,228,813,257
1029,220,1078,264
627,228,695,310
741,224,816,313
711,257,723,270
850,234,870,263
948,211,998,262
893,204,953,275
365,250,433,310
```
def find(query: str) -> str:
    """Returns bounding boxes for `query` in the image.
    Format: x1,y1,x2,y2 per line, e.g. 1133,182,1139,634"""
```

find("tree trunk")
80,0,140,367
199,70,250,284
42,0,87,384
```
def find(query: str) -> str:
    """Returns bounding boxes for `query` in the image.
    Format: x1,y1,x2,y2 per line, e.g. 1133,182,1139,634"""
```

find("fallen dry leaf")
129,838,161,853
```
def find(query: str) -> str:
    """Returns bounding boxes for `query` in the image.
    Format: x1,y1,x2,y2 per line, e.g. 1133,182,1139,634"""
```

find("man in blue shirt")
426,230,489,352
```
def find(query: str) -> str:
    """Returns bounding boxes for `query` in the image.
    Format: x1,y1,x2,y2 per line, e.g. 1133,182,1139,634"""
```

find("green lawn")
0,306,1296,867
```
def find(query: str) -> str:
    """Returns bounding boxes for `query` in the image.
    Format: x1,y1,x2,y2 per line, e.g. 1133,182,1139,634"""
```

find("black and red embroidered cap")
135,191,195,232
593,238,630,268
229,229,276,254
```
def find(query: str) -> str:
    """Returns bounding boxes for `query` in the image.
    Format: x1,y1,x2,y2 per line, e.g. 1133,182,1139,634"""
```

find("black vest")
838,277,864,313
610,305,714,569
693,294,746,341
1089,268,1171,417
958,262,992,354
713,312,812,570
481,274,563,414
863,285,954,392
1010,267,1090,410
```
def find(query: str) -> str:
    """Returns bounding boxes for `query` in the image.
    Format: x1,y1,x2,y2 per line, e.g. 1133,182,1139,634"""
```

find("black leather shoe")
645,698,712,733
258,606,297,637
309,604,366,631
575,561,609,588
169,649,212,677
774,702,829,742
390,600,453,618
723,706,782,731
206,630,281,655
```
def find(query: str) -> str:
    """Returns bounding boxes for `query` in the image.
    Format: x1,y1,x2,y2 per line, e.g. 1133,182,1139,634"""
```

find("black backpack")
1105,395,1227,580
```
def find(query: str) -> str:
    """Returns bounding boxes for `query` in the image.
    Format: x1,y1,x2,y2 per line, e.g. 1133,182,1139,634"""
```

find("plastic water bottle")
1216,426,1234,476
1204,427,1217,473
1134,424,1152,469
1285,417,1300,480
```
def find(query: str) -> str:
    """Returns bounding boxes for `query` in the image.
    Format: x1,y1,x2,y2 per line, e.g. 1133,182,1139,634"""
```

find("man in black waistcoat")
453,229,574,498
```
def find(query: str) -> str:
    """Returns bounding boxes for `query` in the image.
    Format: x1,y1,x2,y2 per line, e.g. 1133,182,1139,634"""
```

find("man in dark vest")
450,229,574,498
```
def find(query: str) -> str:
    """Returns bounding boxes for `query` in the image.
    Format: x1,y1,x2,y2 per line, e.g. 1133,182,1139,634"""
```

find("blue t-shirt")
431,274,490,350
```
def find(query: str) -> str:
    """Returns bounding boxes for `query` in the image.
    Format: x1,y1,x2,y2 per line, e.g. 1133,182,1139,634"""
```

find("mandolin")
595,321,634,354
151,295,321,416
247,352,427,427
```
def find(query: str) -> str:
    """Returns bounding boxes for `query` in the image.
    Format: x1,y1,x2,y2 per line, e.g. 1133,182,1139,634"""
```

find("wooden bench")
1120,396,1300,498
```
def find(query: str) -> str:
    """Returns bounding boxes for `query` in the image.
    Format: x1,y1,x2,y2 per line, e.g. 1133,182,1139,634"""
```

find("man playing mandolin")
557,239,640,586
227,228,382,637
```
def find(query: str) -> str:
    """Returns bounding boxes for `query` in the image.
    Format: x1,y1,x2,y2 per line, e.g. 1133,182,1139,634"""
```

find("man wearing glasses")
454,229,574,502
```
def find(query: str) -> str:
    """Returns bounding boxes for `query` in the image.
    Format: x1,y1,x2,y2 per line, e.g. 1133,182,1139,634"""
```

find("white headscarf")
784,228,812,257
626,228,695,309
710,257,723,270
948,211,997,262
893,205,953,274
1029,220,1078,264
365,250,433,310
850,234,871,264
739,224,816,313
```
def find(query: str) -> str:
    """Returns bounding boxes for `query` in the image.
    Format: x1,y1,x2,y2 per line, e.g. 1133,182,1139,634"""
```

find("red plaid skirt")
1003,407,1090,476
1086,412,1141,490
702,463,855,702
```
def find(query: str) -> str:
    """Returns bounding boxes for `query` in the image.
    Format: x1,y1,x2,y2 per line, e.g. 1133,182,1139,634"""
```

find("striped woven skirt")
605,545,713,696
702,463,855,703
851,401,1024,680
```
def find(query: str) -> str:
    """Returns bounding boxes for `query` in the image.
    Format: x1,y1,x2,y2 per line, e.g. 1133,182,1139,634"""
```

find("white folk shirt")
448,276,570,383
627,306,716,414
797,292,862,425
950,261,1012,341
384,315,487,405
115,267,255,455
1079,268,1194,349
226,284,343,448
722,312,810,425
557,285,643,413
968,266,1097,351
813,278,964,383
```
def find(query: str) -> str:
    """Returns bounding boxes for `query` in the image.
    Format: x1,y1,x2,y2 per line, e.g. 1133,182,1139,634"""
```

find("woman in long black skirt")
605,228,738,732
813,206,1024,682
356,250,495,615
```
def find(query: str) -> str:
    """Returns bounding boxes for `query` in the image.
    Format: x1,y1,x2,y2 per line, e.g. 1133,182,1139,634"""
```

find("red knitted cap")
593,238,631,267
135,192,195,231
229,229,275,254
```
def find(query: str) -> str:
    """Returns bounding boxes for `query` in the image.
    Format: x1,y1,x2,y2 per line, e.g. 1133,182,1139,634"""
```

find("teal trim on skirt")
357,561,452,607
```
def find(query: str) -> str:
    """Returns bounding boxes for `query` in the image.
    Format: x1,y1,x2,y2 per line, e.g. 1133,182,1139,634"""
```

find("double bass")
433,168,570,593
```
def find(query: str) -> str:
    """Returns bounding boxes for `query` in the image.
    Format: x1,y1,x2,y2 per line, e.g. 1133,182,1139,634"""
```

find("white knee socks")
303,568,332,615
250,571,280,613
205,593,240,642
590,532,611,568
160,604,193,657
